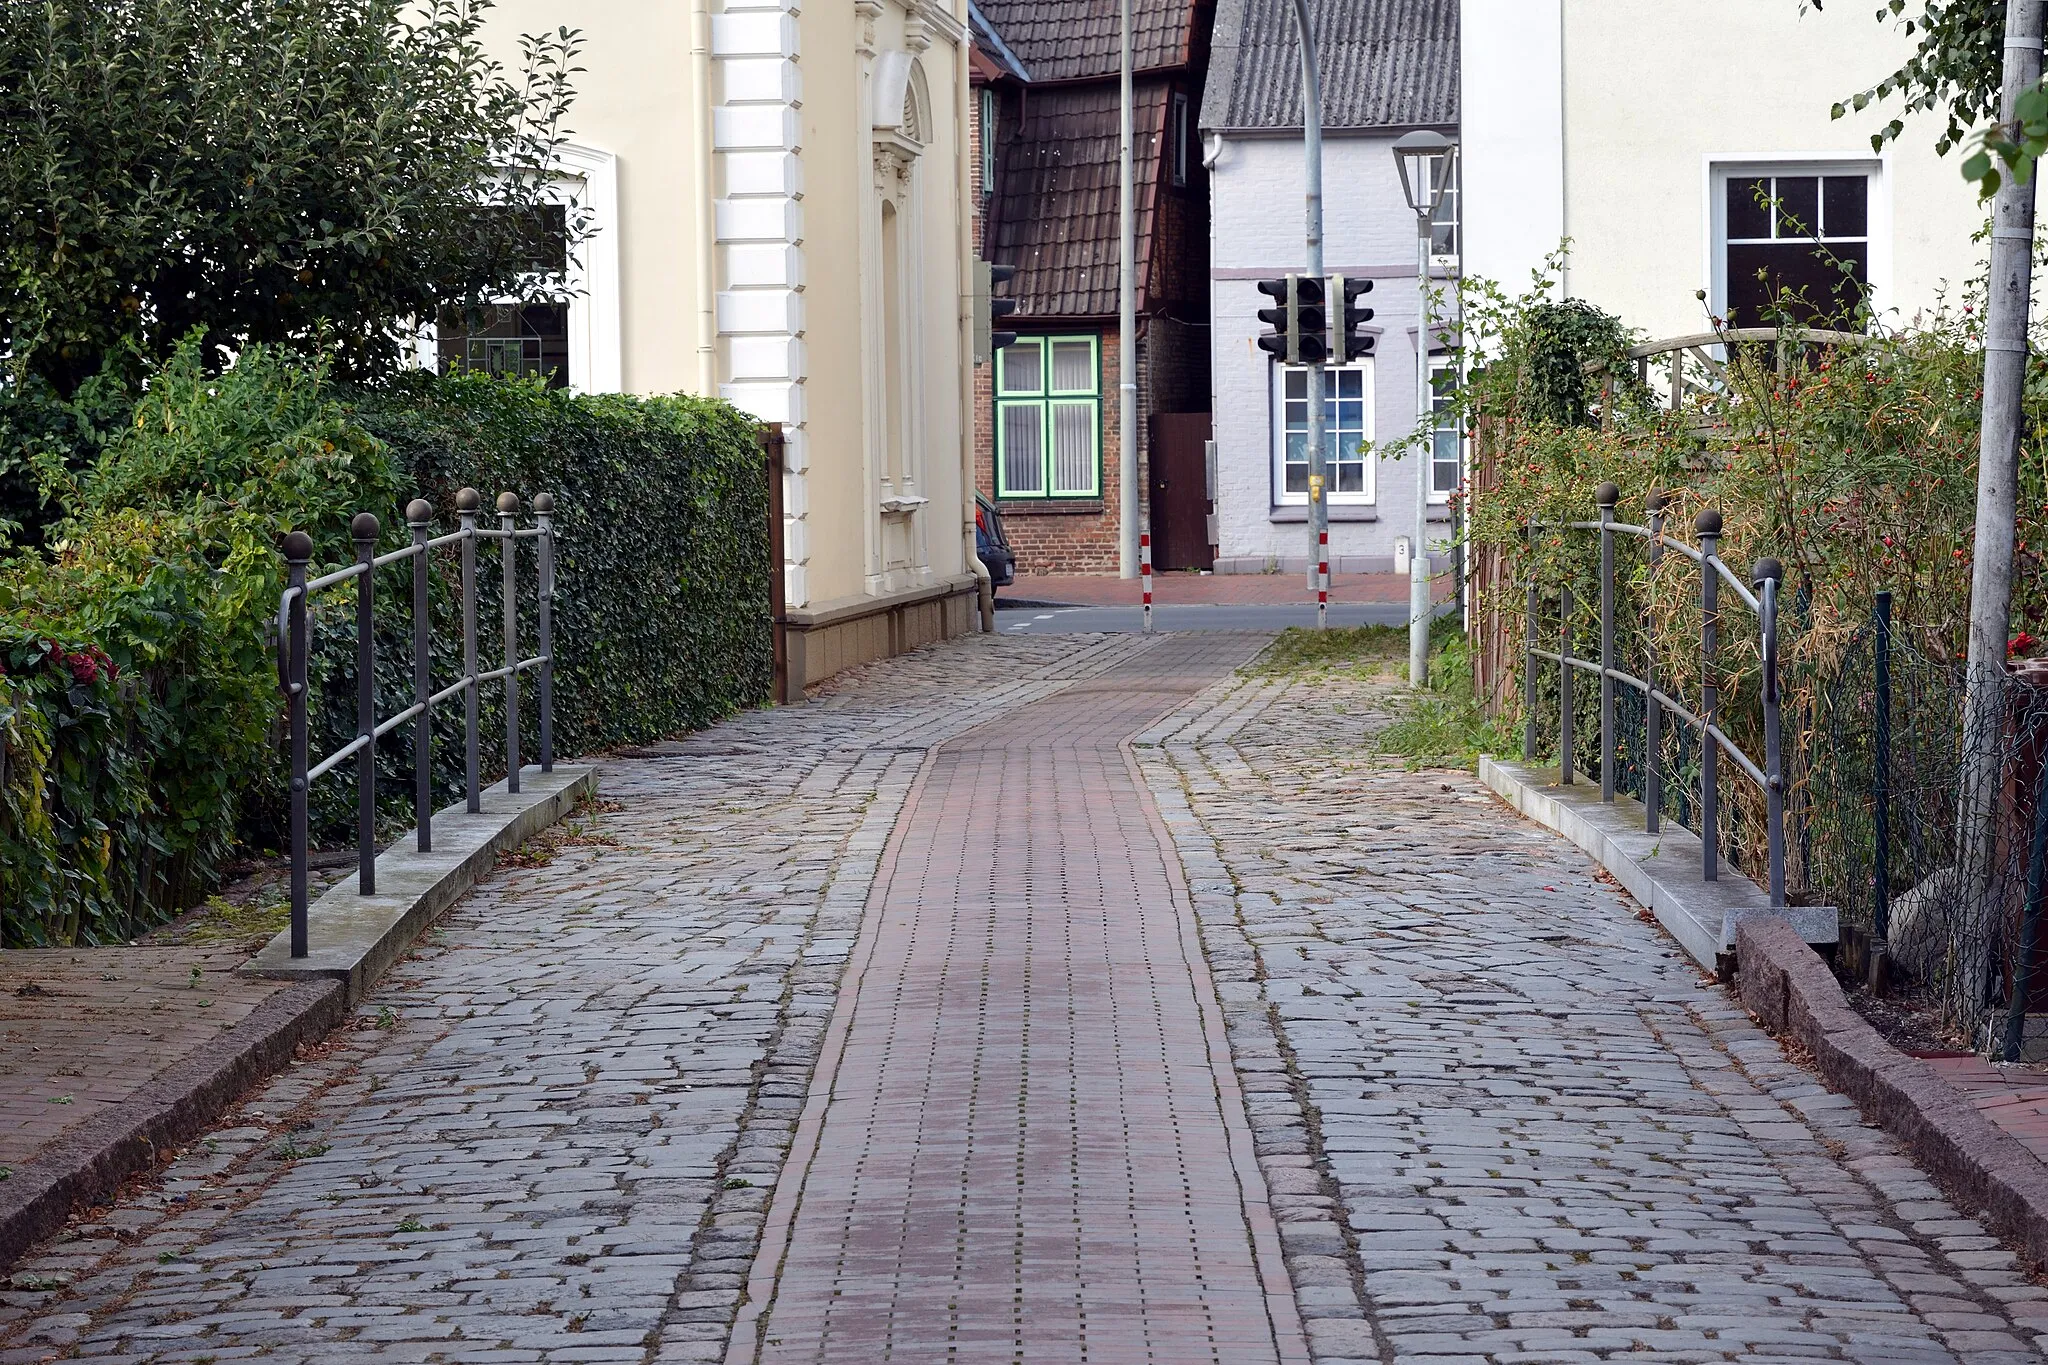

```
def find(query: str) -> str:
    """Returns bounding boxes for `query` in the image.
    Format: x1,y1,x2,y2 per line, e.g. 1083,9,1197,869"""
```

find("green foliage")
1249,623,1404,676
0,0,584,398
1806,0,2036,195
0,347,770,947
349,373,772,763
1375,631,1517,771
1459,252,1646,436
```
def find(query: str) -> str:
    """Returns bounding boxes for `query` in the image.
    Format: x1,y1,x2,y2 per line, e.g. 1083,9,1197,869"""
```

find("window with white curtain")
1271,362,1373,505
994,335,1101,498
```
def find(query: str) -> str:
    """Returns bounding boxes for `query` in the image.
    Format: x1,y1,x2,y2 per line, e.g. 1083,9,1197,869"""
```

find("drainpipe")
691,0,719,396
954,2,993,632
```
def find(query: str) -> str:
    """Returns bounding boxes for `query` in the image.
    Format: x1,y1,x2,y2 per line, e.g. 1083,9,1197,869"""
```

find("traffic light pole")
1287,0,1326,628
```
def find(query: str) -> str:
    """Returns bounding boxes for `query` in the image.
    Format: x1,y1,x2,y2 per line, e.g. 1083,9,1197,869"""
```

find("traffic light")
1294,276,1327,364
973,259,1019,364
1330,275,1375,364
1254,274,1329,365
1255,277,1294,362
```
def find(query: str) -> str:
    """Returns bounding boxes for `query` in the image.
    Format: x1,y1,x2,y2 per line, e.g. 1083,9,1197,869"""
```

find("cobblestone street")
2,632,2046,1363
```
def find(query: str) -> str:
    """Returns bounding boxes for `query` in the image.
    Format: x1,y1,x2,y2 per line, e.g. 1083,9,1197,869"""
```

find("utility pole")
1286,0,1327,625
1117,0,1139,578
1959,0,2044,1036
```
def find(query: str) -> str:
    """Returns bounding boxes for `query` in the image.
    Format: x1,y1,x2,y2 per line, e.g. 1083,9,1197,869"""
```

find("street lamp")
1392,129,1456,688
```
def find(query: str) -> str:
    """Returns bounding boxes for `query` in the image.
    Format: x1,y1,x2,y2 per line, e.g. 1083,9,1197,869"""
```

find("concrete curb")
1735,917,2048,1269
242,764,594,1004
0,977,346,1270
1479,755,1836,970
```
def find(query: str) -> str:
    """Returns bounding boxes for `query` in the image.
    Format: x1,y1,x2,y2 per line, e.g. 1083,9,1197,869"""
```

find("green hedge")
0,347,770,946
349,374,771,762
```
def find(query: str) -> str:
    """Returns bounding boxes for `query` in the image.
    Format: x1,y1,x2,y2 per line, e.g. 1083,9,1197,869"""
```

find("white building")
1462,0,1988,342
1200,0,1459,576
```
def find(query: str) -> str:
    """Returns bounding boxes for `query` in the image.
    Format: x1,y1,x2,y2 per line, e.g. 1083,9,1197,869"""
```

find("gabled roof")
972,0,1199,83
986,83,1170,318
1199,0,1456,133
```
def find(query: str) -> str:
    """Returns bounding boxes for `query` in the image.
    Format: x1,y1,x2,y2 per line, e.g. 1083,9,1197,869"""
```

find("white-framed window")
1171,92,1190,188
1712,163,1873,330
996,335,1101,499
1272,362,1373,505
1428,356,1461,504
419,143,621,394
1428,152,1459,266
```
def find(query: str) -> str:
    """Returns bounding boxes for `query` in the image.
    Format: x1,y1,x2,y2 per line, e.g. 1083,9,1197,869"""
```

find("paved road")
999,603,1433,634
3,631,2045,1365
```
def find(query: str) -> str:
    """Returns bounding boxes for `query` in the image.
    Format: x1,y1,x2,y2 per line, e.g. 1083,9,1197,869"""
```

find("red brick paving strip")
0,947,292,1168
731,634,1307,1365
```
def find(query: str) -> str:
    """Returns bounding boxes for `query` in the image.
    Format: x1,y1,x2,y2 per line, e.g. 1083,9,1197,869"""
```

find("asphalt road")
994,601,1434,633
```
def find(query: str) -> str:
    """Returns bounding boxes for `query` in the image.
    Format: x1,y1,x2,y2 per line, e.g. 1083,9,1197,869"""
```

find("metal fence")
277,488,555,958
1523,482,1791,910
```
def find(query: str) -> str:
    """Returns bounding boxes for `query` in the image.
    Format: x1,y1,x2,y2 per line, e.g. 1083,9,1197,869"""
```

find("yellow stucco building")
475,0,984,692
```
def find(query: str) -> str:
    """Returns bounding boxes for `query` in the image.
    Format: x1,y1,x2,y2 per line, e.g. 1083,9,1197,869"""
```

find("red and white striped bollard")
1317,528,1329,631
1140,531,1154,634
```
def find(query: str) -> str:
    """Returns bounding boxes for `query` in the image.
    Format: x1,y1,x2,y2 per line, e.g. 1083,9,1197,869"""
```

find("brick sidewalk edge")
0,977,346,1271
1736,917,2048,1270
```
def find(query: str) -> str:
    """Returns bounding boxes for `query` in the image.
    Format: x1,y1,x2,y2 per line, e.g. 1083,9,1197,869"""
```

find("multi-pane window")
1427,153,1459,262
1272,364,1372,505
1720,170,1870,329
438,303,571,387
996,336,1101,498
437,204,574,387
1428,358,1461,504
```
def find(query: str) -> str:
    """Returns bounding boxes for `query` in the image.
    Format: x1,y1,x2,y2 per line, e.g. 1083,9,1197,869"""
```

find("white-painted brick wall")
1208,134,1451,573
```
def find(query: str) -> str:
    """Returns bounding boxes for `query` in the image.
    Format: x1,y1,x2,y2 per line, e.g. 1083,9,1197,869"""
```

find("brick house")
968,0,1215,576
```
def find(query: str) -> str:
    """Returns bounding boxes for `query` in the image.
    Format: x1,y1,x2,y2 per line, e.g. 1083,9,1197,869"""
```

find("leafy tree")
0,0,584,398
1807,0,2045,192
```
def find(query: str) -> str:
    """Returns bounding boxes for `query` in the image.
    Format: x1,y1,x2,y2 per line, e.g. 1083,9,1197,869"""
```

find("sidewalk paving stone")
1135,659,2048,1364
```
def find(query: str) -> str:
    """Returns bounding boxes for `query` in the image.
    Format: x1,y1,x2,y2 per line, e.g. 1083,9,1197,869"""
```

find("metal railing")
1522,482,1789,908
277,488,556,957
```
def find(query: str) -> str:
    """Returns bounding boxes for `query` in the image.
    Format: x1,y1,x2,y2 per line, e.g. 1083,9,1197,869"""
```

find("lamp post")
1393,130,1457,688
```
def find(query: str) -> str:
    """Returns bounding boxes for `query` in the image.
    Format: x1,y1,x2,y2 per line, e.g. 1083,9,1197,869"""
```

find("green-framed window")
995,335,1101,498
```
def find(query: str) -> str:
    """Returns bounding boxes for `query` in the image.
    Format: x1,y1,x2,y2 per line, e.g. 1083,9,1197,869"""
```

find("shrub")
0,348,770,946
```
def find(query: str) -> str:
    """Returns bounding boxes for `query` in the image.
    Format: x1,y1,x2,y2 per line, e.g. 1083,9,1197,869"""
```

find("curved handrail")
1520,496,1787,907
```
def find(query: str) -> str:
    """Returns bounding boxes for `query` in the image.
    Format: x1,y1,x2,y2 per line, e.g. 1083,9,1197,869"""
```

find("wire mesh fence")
1515,487,2048,1052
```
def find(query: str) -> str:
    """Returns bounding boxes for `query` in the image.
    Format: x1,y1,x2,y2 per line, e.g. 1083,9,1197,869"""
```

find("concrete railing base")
242,764,595,1003
1480,756,1837,972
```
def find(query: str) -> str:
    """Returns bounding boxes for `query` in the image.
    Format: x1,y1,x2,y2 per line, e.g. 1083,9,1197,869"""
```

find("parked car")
975,492,1015,589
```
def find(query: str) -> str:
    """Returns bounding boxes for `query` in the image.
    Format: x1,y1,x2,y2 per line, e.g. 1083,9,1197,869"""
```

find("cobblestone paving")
0,634,1156,1365
1136,662,2048,1364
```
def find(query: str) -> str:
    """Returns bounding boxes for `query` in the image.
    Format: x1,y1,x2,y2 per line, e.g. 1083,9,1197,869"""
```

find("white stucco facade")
1463,0,1987,338
1207,133,1453,575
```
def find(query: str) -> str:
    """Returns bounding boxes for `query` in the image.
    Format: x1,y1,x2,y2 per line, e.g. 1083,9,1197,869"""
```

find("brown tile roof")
986,83,1170,318
973,0,1198,82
